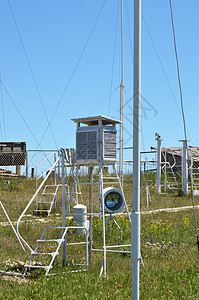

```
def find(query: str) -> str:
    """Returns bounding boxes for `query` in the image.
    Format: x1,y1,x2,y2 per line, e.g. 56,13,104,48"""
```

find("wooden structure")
0,142,26,175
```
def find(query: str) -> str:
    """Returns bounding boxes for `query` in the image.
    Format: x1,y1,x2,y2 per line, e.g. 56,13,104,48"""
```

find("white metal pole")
120,0,124,186
99,163,106,277
89,166,93,263
54,152,57,209
62,152,66,266
183,141,188,196
54,152,57,186
58,150,61,178
131,0,141,299
146,182,149,209
164,149,167,193
180,140,188,195
156,137,163,194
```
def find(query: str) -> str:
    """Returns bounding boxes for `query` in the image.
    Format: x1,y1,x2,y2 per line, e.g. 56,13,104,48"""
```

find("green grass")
0,176,199,299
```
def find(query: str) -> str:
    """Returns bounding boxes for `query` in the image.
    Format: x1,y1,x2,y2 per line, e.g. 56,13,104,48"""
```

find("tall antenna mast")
119,0,124,185
132,0,141,299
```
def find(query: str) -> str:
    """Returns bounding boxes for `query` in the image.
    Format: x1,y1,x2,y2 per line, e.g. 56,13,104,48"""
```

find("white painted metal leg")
131,211,140,300
181,140,188,195
89,166,93,263
62,152,66,266
99,164,106,277
156,137,163,194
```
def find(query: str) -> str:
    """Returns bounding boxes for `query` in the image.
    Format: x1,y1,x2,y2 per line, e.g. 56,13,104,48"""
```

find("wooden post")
31,168,35,178
26,150,29,178
16,165,21,176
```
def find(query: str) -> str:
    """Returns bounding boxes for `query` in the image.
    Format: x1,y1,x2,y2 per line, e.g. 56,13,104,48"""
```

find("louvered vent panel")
103,131,117,160
76,131,97,161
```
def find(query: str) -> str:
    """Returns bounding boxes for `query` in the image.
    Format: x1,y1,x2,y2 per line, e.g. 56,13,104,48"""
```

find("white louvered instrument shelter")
72,115,121,165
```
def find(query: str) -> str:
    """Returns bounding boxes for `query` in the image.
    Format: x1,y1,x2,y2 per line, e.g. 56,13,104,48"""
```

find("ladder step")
37,239,62,243
42,193,56,195
34,210,50,212
31,251,58,256
38,201,53,204
25,265,49,269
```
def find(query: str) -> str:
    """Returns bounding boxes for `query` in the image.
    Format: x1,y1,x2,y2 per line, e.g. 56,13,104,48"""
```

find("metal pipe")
54,152,57,209
106,244,131,248
146,182,149,209
69,181,99,185
156,137,163,193
180,140,188,195
183,142,188,196
164,149,167,193
89,166,93,263
62,152,66,266
66,242,87,246
58,150,61,178
131,211,140,299
54,152,57,186
132,0,141,299
67,212,101,216
99,163,106,277
92,249,131,254
120,0,124,186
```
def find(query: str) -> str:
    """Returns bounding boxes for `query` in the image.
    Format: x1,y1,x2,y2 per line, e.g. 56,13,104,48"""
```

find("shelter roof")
71,115,121,126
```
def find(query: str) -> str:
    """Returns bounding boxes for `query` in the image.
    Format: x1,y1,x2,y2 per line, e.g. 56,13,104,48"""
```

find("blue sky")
0,0,198,160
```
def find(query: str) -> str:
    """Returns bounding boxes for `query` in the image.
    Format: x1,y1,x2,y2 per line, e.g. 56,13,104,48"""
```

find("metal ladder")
34,185,59,216
24,226,88,276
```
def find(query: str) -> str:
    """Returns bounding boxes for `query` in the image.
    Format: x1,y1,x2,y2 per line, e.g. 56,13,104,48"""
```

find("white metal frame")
66,162,131,277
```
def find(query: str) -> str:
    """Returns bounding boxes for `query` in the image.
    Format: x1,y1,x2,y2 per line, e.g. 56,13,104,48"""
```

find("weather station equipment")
73,115,118,165
103,187,125,214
